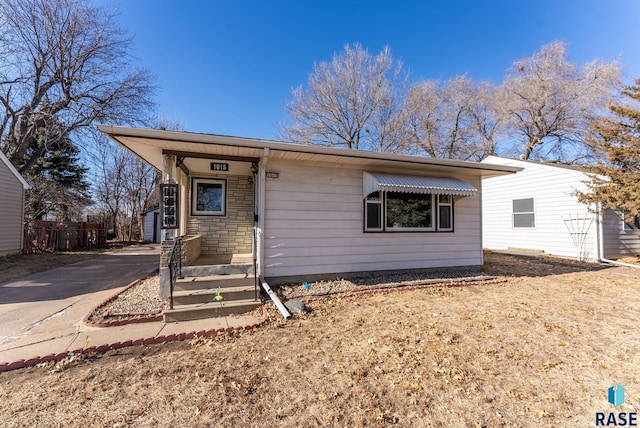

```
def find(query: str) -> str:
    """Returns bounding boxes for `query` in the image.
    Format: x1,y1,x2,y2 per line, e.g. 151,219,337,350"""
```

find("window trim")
364,191,454,233
191,177,227,216
437,194,454,232
512,197,535,228
364,192,384,232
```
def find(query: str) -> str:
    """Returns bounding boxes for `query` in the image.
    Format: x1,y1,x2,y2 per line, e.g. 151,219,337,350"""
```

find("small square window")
192,178,226,216
513,198,535,228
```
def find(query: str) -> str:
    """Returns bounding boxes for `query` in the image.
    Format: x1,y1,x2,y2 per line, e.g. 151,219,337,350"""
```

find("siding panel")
602,209,640,258
482,157,599,260
263,159,483,279
0,161,24,255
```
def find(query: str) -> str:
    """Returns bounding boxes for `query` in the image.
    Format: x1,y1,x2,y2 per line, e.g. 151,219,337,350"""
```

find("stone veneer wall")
159,235,202,299
160,235,201,268
187,174,254,254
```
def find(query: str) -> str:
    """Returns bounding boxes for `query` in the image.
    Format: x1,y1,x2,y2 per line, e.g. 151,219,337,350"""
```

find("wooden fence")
23,220,106,254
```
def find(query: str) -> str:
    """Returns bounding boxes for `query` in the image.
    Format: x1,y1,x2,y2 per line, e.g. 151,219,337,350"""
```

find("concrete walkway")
0,245,265,369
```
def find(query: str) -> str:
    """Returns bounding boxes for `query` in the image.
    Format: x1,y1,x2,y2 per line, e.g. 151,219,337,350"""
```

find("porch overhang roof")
96,125,521,178
363,172,477,197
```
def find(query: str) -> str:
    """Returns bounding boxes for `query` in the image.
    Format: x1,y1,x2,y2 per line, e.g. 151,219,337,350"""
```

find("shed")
0,151,30,256
141,208,161,243
481,156,640,261
98,125,519,287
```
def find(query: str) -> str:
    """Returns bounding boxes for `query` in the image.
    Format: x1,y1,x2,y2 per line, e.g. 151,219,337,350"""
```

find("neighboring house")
0,151,30,256
141,208,161,243
482,155,640,261
98,125,518,287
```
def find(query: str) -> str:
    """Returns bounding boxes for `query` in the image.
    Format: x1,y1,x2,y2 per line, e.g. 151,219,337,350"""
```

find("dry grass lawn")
1,252,639,427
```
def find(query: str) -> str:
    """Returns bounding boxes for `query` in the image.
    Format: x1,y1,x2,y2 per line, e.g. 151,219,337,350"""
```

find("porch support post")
178,167,188,237
256,148,269,277
159,153,178,299
162,154,177,242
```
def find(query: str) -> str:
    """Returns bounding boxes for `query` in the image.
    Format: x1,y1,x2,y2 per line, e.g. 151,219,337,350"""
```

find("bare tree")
502,41,621,162
91,142,128,239
466,81,505,160
280,44,405,151
404,79,444,157
404,76,498,161
0,0,156,174
90,141,159,241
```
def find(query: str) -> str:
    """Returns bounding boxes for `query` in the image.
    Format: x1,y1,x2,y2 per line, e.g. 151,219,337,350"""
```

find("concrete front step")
180,263,254,278
172,285,256,305
175,273,255,291
163,299,262,322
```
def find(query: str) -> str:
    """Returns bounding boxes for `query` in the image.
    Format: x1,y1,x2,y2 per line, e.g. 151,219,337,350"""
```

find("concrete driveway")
0,245,160,361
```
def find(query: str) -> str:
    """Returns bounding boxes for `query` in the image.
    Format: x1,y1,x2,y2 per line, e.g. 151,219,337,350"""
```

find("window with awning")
363,172,476,232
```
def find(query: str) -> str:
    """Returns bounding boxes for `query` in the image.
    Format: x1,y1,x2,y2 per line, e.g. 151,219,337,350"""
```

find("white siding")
602,209,640,258
482,156,599,260
142,209,160,243
263,159,483,279
0,161,24,256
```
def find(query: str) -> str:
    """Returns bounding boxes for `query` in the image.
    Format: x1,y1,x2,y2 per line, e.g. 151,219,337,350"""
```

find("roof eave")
97,125,522,177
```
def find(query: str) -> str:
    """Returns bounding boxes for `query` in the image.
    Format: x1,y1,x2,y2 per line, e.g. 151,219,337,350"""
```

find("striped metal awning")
363,172,477,197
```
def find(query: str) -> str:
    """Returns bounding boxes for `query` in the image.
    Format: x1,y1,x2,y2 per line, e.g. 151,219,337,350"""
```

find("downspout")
261,278,291,319
256,148,290,318
598,203,640,268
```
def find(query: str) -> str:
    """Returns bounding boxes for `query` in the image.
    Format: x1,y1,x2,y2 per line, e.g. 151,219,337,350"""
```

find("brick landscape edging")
0,306,269,373
83,269,163,327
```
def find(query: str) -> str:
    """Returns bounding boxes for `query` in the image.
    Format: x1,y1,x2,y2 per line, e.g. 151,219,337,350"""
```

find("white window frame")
512,197,535,228
364,192,384,232
364,192,453,232
437,194,454,231
191,178,226,216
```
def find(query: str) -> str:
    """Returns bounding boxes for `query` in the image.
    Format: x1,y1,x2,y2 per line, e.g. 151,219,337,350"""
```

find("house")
0,151,30,256
98,125,518,306
141,208,161,243
481,155,640,261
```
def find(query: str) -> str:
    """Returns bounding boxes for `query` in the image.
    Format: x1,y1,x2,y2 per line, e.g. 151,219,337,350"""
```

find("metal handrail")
168,237,183,309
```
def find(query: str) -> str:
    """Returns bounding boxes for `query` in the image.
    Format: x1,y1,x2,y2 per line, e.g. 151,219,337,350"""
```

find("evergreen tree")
577,79,640,216
22,131,91,220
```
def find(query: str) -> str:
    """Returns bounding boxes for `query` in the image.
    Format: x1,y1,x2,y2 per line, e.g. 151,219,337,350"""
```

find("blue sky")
96,0,640,141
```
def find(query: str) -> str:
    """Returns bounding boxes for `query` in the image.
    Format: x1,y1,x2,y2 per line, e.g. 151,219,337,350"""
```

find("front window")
513,198,535,228
364,192,453,232
192,178,226,216
386,192,433,230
